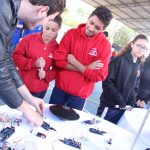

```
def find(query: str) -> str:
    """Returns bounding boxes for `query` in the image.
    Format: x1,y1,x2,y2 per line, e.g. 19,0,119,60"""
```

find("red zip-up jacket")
12,33,58,93
54,24,111,98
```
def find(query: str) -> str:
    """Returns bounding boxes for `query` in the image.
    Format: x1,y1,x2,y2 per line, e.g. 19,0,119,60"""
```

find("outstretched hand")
18,101,43,126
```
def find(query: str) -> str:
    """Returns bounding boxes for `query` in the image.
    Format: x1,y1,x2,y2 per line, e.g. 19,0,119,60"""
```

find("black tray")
49,105,80,120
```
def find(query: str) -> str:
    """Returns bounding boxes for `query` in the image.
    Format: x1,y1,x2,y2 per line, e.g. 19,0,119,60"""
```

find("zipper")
44,44,47,50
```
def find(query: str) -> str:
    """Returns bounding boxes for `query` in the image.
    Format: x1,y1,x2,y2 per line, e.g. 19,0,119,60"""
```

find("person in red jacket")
12,15,62,98
49,6,113,110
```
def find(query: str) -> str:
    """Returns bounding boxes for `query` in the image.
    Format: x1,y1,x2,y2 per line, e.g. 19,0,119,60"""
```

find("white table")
118,108,150,149
0,105,144,150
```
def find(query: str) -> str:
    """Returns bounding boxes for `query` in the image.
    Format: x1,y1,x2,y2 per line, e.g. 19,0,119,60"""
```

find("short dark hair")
103,31,109,37
90,6,113,29
29,0,66,15
53,15,62,27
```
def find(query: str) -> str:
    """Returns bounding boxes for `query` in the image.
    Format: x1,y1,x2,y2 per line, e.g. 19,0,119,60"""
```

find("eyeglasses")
135,44,149,51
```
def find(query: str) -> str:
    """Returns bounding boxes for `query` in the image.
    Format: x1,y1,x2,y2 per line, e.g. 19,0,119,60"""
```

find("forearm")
83,68,107,82
66,63,79,71
17,85,33,105
18,85,45,116
17,100,29,113
55,59,81,71
68,55,106,81
69,60,86,73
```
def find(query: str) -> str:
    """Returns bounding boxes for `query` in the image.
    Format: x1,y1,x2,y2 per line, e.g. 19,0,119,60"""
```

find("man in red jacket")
49,6,113,110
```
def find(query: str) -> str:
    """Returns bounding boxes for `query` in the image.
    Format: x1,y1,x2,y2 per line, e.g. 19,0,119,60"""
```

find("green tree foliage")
113,25,137,47
62,7,90,27
62,9,79,27
62,9,80,27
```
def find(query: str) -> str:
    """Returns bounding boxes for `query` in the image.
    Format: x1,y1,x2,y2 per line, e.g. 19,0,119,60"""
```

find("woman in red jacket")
12,15,62,98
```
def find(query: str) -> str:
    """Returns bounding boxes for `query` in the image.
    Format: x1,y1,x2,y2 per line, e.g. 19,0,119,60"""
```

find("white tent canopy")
83,0,150,36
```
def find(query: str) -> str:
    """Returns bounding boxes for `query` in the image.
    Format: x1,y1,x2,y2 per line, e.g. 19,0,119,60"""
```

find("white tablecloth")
0,105,145,150
118,108,150,149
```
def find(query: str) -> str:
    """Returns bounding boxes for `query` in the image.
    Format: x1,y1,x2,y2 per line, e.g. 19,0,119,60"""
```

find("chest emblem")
88,48,97,56
48,53,53,58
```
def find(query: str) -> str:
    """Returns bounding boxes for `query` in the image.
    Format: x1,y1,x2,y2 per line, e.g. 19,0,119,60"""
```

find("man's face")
85,15,105,37
18,0,58,29
18,0,38,24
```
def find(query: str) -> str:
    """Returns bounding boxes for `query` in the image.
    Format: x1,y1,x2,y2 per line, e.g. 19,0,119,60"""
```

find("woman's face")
131,39,149,58
42,20,60,43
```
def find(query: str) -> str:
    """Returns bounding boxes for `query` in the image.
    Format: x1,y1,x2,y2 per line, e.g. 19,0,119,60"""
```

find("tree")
113,25,137,47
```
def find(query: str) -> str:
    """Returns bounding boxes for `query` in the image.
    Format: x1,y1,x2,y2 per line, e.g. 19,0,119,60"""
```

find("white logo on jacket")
137,70,141,77
88,48,97,56
48,53,53,58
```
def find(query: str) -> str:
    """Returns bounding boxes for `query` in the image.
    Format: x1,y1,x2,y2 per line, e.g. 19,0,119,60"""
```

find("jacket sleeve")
83,43,111,82
131,65,143,106
137,61,150,103
137,87,150,103
12,36,36,70
0,0,24,108
45,67,57,82
53,31,72,69
130,78,140,107
102,58,126,107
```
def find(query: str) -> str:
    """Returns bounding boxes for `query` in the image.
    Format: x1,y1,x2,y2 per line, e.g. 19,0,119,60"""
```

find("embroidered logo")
88,48,97,56
48,53,53,58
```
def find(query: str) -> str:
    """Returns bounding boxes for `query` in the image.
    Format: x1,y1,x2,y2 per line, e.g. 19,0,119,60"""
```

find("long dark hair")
117,34,148,62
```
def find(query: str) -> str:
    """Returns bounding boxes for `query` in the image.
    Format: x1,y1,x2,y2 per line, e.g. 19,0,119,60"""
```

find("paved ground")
0,81,102,116
83,82,102,115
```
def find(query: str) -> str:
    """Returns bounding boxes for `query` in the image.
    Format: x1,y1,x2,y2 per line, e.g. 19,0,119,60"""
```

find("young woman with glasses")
96,34,149,124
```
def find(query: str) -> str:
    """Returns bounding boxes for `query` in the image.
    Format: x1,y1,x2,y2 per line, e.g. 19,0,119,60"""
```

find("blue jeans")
97,105,125,124
49,86,85,110
31,91,46,99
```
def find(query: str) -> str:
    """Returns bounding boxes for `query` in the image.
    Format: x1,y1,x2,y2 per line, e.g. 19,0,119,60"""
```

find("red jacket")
12,33,58,93
54,24,111,98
